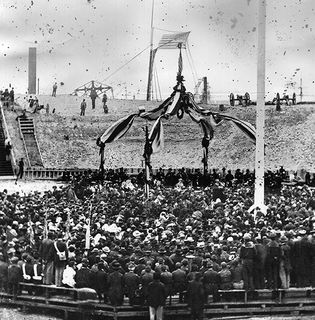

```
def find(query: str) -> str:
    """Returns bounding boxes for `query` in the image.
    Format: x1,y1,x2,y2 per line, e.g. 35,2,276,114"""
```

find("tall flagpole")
146,0,155,101
252,0,267,217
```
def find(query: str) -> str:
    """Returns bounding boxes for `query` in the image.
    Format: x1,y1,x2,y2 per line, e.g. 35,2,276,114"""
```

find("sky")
0,0,314,101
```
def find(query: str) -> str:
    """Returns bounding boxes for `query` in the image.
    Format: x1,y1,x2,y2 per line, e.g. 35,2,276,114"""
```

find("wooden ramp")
18,117,43,167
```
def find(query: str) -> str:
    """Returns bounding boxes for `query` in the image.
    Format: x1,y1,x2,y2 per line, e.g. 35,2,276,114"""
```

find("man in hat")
265,232,281,290
107,260,124,306
49,233,68,287
124,262,140,305
0,253,8,292
141,264,154,303
147,272,167,320
8,257,22,300
160,265,172,301
39,231,55,285
203,263,220,303
187,272,205,320
291,229,312,287
172,262,187,303
239,233,256,290
75,258,91,288
279,236,291,289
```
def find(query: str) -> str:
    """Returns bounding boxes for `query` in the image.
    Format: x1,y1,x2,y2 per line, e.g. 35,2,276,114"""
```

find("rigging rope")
101,45,151,83
186,40,199,83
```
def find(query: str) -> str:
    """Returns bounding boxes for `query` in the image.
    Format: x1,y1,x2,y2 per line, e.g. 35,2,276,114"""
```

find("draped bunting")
99,113,138,144
149,117,164,153
97,49,256,153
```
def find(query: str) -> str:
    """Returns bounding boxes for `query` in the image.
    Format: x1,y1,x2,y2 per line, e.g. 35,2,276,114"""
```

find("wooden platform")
1,284,315,319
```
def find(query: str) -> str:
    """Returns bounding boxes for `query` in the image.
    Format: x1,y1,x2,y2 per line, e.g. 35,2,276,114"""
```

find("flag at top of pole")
249,0,268,218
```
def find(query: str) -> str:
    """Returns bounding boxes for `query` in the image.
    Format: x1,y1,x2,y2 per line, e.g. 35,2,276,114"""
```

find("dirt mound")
5,94,315,172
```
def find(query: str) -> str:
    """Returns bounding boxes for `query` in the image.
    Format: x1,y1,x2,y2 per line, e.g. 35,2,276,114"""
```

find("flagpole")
251,0,267,217
144,123,151,199
146,0,155,101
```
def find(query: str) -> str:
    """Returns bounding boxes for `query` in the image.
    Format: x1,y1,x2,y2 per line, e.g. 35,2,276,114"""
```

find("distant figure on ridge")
102,93,108,113
52,82,58,97
80,99,87,116
90,88,97,109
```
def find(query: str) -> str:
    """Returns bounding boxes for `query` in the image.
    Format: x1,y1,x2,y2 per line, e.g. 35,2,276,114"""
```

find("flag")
99,113,138,144
65,209,71,242
28,217,35,247
149,117,164,153
158,31,190,49
43,210,48,240
85,218,91,250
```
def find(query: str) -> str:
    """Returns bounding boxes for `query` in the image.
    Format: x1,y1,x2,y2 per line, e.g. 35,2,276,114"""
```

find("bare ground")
5,94,315,172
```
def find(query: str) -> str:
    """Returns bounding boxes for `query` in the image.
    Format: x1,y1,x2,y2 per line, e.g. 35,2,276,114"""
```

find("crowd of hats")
0,168,314,276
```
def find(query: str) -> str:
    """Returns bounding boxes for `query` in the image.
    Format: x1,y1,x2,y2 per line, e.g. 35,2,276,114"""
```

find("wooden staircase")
18,118,43,167
0,120,14,176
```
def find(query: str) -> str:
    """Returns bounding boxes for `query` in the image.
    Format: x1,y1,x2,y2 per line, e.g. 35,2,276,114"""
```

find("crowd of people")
0,87,15,108
0,167,314,317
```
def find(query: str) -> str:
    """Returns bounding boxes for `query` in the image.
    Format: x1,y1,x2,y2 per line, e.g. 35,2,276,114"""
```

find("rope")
186,40,199,82
101,45,151,83
155,67,162,101
185,49,198,87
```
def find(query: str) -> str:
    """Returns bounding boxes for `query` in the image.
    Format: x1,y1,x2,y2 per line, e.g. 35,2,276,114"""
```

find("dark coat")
160,271,173,297
48,240,68,267
8,265,23,284
75,267,92,288
89,269,107,293
124,271,140,297
39,238,54,261
172,268,187,293
147,280,166,308
108,271,124,306
203,269,220,294
187,280,205,311
0,261,8,282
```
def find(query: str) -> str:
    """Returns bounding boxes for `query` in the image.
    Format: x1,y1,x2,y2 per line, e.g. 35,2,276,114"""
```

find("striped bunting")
186,109,214,140
140,96,173,121
149,117,164,153
165,83,182,115
217,114,256,143
99,113,138,144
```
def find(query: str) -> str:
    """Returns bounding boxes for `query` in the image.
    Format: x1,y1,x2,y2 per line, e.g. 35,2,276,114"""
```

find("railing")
33,118,44,166
0,102,16,170
0,283,314,320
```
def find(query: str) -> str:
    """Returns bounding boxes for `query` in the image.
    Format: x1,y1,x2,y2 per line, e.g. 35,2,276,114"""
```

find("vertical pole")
203,77,208,104
37,78,39,95
253,0,266,216
299,77,303,102
144,124,151,199
146,0,155,101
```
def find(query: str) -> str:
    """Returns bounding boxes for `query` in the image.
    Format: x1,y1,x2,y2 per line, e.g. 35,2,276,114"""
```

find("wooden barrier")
0,284,314,319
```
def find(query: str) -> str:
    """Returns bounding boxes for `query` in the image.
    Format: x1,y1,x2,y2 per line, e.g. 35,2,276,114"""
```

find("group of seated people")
0,166,314,306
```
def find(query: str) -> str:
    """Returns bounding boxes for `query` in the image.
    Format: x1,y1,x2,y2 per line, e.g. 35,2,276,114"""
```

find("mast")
146,0,155,101
252,0,267,217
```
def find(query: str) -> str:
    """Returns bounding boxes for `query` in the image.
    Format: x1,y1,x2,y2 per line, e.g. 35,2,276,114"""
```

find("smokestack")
28,47,37,94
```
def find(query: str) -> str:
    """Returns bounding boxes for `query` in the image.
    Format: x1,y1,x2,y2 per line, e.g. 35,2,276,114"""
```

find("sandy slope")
5,94,315,172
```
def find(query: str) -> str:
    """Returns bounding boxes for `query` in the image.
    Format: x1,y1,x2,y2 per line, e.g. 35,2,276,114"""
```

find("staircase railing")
33,119,44,166
0,102,16,171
